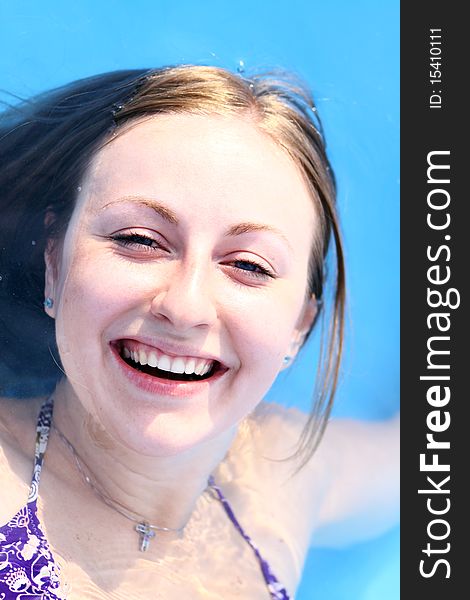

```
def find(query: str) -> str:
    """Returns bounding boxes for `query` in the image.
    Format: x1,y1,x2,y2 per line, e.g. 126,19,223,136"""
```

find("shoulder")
220,401,323,496
0,395,44,520
216,402,329,591
246,402,332,538
222,402,399,551
0,395,42,448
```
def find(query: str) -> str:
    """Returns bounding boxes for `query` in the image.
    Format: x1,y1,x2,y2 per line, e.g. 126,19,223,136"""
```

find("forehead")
77,113,317,237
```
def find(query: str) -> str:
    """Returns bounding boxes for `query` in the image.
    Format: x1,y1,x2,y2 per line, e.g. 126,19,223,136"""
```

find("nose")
150,259,218,332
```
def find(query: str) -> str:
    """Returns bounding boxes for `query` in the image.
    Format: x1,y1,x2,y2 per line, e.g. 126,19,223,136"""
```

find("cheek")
228,286,305,370
221,301,298,420
63,250,152,308
54,256,140,350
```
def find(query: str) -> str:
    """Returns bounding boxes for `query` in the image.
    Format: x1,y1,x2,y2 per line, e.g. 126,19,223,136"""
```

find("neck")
51,379,237,532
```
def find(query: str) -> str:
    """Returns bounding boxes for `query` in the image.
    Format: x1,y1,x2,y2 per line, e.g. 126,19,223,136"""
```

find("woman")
0,66,398,599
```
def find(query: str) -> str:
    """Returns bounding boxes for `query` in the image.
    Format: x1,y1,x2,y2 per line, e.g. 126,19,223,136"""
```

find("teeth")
147,351,158,368
171,357,186,374
194,360,206,376
201,363,211,375
123,345,214,376
158,355,171,372
184,358,196,374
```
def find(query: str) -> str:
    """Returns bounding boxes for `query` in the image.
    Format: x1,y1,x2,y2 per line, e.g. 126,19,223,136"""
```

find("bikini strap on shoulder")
207,475,291,599
28,396,54,503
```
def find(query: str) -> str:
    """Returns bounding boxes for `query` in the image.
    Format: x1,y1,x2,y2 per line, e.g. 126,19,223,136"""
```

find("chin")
98,402,231,458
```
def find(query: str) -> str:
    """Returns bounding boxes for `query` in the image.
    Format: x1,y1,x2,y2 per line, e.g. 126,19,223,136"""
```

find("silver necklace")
52,423,195,552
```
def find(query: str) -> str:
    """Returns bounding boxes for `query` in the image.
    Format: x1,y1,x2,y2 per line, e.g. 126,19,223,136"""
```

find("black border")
401,3,465,597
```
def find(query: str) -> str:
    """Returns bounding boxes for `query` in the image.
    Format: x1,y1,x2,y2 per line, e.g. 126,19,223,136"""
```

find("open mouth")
112,340,223,383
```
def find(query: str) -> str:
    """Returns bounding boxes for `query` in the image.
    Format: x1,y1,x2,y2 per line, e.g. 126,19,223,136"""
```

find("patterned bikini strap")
28,396,54,503
207,475,291,600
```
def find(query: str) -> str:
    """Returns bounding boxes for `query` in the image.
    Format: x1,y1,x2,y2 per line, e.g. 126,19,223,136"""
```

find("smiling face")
45,113,318,456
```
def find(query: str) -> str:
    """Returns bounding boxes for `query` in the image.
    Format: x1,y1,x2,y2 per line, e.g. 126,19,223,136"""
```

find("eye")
229,259,275,280
109,231,167,253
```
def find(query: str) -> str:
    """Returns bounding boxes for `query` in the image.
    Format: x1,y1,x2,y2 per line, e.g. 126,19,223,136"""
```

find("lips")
110,339,226,388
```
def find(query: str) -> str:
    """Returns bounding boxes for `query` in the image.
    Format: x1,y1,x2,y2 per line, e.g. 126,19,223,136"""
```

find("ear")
296,294,318,338
44,240,57,318
43,210,59,318
281,295,318,369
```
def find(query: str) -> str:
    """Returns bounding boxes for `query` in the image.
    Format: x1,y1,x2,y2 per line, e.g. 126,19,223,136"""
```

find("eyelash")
110,232,164,252
109,232,275,280
229,259,274,279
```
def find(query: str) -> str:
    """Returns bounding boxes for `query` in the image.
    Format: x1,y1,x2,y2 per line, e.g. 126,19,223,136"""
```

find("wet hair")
0,65,345,467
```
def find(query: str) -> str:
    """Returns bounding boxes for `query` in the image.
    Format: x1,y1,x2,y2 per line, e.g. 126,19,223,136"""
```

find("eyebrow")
225,222,292,250
98,196,178,224
99,196,292,250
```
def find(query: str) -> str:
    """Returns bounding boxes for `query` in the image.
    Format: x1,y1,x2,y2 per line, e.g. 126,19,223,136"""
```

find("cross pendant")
135,522,156,552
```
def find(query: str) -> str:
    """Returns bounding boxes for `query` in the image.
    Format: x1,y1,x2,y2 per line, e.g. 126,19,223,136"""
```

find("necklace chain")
52,422,203,552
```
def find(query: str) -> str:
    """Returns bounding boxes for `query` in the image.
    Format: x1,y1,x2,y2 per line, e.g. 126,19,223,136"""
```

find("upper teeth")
123,347,213,376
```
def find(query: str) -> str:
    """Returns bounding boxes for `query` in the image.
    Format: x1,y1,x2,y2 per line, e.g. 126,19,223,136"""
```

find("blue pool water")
0,1,399,598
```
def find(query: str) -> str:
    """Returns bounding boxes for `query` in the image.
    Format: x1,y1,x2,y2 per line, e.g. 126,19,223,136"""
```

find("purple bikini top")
0,398,291,599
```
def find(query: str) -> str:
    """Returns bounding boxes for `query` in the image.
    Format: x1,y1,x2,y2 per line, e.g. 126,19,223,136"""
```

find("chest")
45,491,293,600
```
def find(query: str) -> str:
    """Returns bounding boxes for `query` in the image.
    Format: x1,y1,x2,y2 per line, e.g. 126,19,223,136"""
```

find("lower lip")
109,344,226,398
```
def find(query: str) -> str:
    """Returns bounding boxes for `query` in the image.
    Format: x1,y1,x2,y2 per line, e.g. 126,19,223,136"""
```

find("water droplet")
31,240,36,246
237,60,245,74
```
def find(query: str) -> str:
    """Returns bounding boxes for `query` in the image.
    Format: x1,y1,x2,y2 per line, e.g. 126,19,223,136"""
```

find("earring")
283,355,292,366
44,297,54,309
